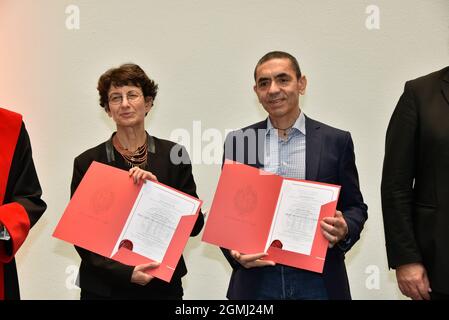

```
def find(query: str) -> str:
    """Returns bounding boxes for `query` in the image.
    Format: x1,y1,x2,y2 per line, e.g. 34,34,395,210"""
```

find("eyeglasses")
108,92,142,106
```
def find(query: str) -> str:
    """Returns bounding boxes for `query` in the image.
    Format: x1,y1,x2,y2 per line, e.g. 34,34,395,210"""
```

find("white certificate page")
265,180,339,255
113,181,200,262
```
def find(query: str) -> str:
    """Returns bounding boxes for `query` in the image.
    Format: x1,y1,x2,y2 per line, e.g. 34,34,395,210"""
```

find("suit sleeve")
70,157,133,285
381,82,421,268
0,123,46,261
337,132,368,252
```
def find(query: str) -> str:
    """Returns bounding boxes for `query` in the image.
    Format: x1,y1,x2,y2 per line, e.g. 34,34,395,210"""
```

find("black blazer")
381,67,449,294
222,115,368,300
71,133,204,299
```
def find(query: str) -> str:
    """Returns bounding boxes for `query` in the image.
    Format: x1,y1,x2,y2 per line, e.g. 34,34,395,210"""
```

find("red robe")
0,108,46,300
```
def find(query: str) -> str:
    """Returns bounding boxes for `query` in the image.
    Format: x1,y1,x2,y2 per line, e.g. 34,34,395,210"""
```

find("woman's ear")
145,97,153,113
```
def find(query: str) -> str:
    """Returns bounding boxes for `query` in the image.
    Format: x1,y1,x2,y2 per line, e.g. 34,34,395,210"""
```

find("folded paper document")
53,161,202,282
202,160,340,273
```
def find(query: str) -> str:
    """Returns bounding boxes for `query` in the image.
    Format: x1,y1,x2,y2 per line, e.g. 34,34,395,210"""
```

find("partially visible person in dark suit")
71,63,204,300
0,107,46,300
381,66,449,300
222,51,368,300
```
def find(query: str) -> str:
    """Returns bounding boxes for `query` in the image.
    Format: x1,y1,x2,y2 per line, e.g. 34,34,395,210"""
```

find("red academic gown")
0,108,46,300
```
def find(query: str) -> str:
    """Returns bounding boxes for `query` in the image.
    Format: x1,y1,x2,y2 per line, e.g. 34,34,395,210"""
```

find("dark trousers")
430,291,449,300
229,265,328,300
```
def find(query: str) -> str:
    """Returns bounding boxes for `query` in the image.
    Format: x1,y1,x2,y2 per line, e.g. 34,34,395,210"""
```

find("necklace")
113,135,148,168
273,124,294,137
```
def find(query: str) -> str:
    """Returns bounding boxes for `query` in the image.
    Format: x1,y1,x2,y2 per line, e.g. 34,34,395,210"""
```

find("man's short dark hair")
254,51,302,80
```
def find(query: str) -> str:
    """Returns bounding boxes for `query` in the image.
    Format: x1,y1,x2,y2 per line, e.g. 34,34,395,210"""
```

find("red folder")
53,161,202,282
202,160,340,273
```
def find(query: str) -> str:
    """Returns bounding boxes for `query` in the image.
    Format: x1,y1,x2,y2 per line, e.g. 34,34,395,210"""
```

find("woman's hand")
130,261,161,286
230,250,275,269
129,167,158,184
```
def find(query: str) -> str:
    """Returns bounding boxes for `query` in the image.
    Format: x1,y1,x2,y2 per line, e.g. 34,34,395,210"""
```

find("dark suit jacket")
222,115,368,300
71,133,204,299
381,66,449,294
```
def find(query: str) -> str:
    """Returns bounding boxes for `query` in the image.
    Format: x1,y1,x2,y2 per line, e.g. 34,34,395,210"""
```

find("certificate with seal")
53,161,202,282
202,160,339,273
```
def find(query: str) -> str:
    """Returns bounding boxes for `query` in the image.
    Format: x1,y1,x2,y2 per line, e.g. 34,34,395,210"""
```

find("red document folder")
202,160,340,273
53,161,202,282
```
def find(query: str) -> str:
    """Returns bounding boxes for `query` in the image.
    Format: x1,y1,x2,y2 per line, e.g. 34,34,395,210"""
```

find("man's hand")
396,263,431,300
320,210,348,247
230,250,276,269
129,167,158,185
131,261,161,286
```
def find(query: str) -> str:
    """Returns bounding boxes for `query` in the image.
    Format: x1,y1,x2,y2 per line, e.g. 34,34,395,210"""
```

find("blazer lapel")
251,120,267,169
441,67,449,106
305,116,322,181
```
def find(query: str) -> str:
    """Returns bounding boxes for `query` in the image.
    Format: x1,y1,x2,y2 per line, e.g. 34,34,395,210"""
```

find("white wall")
1,0,448,300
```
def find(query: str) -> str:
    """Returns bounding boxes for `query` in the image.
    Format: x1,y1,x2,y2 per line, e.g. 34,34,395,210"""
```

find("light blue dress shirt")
264,111,306,179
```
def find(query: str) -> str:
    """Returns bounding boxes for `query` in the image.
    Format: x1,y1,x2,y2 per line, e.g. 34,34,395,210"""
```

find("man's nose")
268,81,280,94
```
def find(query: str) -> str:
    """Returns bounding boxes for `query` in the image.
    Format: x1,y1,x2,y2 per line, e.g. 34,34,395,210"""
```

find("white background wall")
1,0,448,300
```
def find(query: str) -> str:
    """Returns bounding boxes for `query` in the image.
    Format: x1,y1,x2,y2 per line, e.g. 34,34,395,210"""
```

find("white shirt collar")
266,111,306,136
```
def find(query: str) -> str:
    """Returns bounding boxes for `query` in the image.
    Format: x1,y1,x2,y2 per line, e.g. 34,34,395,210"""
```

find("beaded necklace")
112,134,148,168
